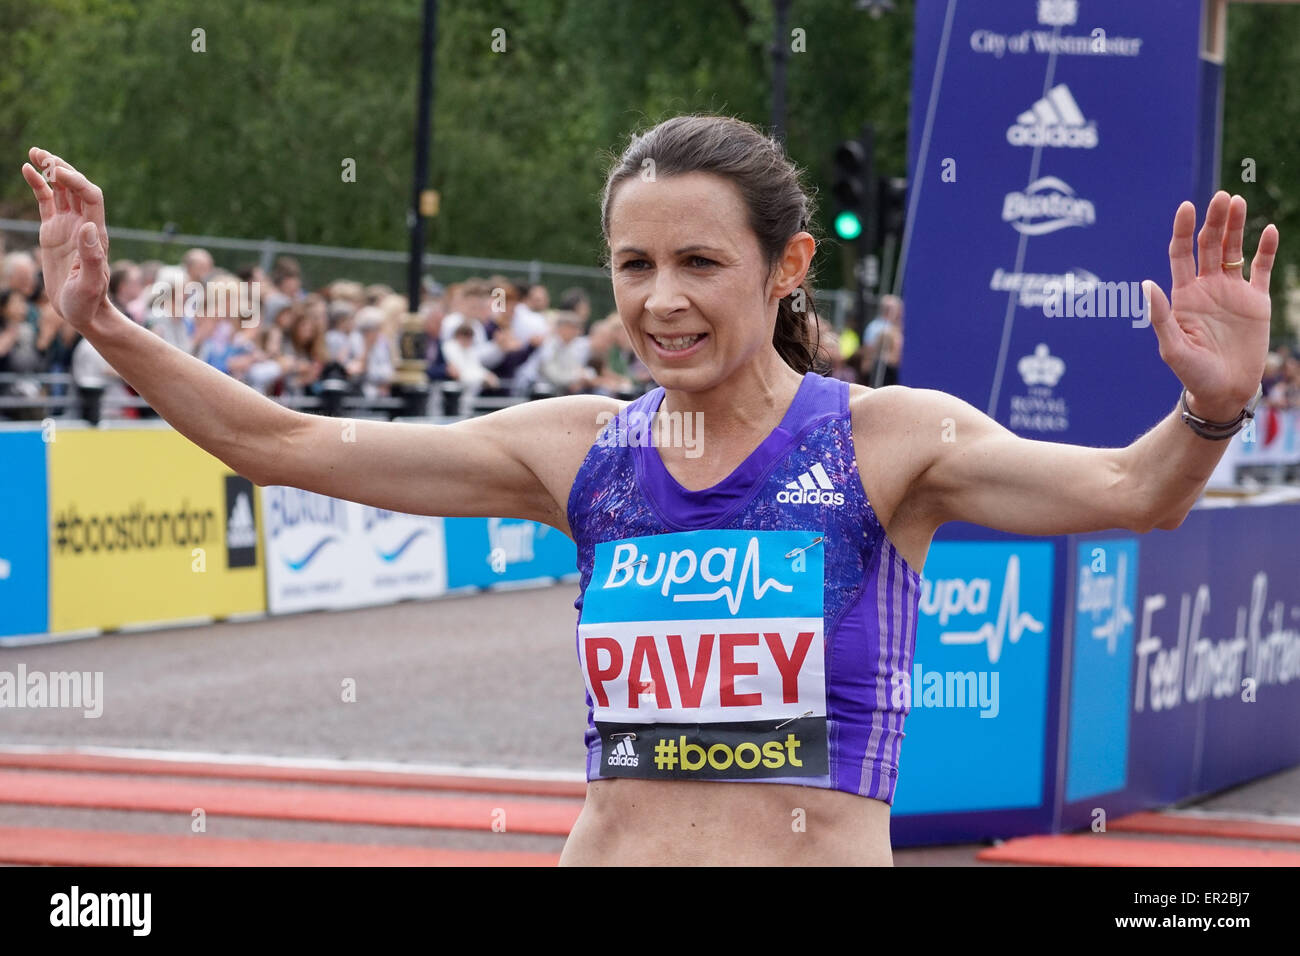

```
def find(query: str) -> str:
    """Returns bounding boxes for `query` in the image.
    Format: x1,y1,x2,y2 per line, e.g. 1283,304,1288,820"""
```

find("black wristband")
1178,385,1262,440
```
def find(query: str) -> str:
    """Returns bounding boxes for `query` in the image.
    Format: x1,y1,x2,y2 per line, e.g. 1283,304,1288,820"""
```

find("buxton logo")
1007,84,1098,148
776,463,845,506
1002,177,1095,235
265,487,347,572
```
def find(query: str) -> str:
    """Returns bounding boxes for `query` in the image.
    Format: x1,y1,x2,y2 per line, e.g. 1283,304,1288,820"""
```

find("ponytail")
773,280,828,375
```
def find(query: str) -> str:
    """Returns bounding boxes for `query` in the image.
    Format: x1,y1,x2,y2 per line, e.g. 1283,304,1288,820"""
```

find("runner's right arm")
22,149,615,535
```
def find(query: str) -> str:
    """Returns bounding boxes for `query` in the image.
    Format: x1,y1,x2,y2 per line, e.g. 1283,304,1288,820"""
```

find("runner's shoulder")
471,391,628,456
846,382,963,436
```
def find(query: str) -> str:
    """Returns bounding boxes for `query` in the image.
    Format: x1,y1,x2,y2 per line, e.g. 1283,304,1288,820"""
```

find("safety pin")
775,710,814,730
784,536,824,559
610,732,638,741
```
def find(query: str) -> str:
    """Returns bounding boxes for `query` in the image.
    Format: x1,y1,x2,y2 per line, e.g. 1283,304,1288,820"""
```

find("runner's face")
607,172,776,391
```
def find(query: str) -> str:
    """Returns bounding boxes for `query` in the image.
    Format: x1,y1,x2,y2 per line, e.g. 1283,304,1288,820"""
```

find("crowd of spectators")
0,244,658,421
823,293,905,388
6,245,1300,421
1261,346,1300,410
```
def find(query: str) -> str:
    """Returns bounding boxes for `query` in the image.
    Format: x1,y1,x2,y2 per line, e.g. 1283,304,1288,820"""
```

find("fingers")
28,148,82,214
1249,223,1280,295
1168,201,1197,289
42,162,111,254
1144,280,1187,369
28,147,80,179
1196,190,1231,275
1222,194,1247,275
49,166,104,227
77,220,106,268
20,163,55,221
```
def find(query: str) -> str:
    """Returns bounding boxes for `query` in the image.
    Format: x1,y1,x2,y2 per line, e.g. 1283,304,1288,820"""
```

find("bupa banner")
902,0,1215,448
893,540,1056,817
262,486,447,614
1060,504,1300,828
0,430,49,641
443,516,577,589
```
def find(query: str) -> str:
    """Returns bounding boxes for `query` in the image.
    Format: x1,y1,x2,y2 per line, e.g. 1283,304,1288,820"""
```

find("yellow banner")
49,429,265,632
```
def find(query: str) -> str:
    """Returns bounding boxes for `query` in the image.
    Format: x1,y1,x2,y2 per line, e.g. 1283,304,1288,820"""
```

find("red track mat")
0,825,559,867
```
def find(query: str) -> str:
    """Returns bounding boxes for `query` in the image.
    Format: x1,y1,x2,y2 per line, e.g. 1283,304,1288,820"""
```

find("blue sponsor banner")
581,529,823,624
1065,537,1139,802
902,0,1211,449
894,540,1055,816
443,517,577,589
0,431,49,639
1128,505,1300,801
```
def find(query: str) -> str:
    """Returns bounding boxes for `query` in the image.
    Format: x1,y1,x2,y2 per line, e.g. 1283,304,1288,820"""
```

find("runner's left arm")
906,191,1278,536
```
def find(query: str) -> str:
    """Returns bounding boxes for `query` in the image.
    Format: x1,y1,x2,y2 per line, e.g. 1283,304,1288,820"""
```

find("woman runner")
21,114,1278,865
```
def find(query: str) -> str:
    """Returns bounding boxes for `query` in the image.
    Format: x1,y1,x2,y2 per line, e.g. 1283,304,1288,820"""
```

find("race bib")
579,528,827,780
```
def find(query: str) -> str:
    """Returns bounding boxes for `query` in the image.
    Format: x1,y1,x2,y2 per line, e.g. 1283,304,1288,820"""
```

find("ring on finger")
1223,258,1245,269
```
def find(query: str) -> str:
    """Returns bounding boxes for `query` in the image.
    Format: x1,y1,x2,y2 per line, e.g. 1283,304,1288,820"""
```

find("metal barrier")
0,217,856,331
0,371,609,425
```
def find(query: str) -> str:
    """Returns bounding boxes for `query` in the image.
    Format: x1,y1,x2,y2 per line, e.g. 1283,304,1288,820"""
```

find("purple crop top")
565,371,921,803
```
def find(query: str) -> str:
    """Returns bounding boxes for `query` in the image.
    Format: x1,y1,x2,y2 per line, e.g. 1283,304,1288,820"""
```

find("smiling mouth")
649,332,707,352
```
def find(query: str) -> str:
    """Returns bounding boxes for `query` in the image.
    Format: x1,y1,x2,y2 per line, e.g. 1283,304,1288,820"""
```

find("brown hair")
600,114,825,375
287,302,327,362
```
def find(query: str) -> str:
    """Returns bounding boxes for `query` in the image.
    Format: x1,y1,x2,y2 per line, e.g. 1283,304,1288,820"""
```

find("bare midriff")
558,778,893,866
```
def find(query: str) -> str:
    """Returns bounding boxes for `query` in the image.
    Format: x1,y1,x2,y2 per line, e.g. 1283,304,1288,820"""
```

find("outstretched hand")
1146,191,1279,421
20,148,112,330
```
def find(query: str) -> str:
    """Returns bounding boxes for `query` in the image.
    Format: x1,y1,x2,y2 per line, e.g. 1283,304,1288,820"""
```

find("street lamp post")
771,0,791,142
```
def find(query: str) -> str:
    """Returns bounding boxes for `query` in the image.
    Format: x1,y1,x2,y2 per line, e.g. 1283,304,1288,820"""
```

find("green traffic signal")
834,210,863,240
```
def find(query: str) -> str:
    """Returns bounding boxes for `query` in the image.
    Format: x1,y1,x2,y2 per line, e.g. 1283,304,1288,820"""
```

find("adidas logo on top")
777,462,845,506
607,736,639,768
1007,84,1098,149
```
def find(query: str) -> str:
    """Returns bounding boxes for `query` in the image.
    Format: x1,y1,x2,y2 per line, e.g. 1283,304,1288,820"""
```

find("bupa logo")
581,529,823,641
487,517,539,564
1076,546,1135,655
1007,84,1098,149
776,462,844,506
920,554,1045,664
602,536,795,615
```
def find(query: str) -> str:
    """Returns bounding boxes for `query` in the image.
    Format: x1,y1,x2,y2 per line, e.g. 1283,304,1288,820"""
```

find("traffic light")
876,176,908,244
831,130,873,243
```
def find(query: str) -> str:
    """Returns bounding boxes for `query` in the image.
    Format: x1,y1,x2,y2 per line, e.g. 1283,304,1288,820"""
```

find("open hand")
1146,191,1279,420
